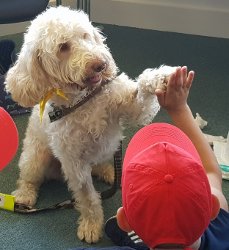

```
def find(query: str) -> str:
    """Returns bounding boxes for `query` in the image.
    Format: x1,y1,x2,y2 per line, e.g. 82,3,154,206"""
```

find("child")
105,66,229,250
70,67,229,250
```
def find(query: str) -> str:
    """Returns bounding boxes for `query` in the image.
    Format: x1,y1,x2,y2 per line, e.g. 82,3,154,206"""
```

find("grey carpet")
0,24,229,250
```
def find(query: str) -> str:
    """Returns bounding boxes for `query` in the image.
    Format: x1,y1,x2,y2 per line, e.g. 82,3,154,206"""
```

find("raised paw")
77,217,103,243
138,65,177,94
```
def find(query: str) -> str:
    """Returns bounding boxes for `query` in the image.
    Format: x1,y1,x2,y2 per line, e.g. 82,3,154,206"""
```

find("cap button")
164,174,174,183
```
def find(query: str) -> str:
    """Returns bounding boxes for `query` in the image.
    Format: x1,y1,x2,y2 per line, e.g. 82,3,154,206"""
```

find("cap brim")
0,107,19,171
124,123,201,169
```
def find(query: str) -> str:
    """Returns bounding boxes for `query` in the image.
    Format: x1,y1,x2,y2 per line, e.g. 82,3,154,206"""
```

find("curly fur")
4,6,176,243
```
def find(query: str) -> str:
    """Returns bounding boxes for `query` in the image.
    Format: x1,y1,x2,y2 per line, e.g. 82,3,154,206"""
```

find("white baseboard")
90,0,229,39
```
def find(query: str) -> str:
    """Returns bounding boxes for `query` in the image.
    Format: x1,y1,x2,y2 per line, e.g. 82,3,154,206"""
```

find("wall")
0,0,76,36
1,0,229,39
90,0,229,39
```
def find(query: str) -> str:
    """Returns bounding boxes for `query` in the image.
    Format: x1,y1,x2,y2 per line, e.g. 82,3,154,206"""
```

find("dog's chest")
45,86,124,155
47,106,122,142
47,113,123,163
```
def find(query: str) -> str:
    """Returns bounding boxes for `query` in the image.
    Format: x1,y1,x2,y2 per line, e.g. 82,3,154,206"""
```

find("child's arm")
156,66,228,211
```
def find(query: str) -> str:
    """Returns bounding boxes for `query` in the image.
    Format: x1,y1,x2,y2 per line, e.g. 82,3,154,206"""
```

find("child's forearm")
168,104,222,180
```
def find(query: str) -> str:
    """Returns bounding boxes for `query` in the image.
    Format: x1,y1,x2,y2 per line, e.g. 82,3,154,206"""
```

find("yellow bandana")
39,88,68,122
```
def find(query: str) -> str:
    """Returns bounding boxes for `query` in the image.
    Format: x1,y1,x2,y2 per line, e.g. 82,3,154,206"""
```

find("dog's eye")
59,42,71,52
58,42,71,60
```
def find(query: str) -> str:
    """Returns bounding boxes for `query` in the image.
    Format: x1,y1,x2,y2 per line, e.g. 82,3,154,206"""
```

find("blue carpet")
0,24,229,250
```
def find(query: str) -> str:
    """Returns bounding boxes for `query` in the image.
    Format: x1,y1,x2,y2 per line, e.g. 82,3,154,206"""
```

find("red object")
122,123,212,248
0,107,18,170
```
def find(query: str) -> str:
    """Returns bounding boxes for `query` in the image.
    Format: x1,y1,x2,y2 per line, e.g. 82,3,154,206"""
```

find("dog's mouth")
83,61,108,87
85,74,102,85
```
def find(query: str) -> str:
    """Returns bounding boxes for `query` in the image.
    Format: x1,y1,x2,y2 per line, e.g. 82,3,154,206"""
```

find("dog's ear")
93,27,106,45
5,45,51,108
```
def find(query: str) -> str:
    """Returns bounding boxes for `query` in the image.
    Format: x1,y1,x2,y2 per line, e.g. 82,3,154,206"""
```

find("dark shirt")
199,208,229,250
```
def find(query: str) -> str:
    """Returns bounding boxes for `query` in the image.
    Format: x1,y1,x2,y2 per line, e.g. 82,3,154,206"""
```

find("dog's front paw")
12,188,37,206
11,179,38,206
138,65,177,94
77,217,103,243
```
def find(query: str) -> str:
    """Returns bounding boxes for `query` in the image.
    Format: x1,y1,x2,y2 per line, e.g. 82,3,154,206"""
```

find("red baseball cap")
122,123,212,248
0,107,19,171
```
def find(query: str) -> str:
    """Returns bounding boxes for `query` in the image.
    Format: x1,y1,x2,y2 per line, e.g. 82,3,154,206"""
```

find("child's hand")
155,66,195,113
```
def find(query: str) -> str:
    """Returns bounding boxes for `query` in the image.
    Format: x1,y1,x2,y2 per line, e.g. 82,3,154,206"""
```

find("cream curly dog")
5,6,176,243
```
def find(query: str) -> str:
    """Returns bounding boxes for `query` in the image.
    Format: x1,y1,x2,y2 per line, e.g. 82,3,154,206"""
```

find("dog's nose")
92,61,107,73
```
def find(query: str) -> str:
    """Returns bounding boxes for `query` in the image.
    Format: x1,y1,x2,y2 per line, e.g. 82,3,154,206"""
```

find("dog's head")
5,6,118,107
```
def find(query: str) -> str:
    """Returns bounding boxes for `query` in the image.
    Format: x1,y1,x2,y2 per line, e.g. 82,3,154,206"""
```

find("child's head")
117,123,219,249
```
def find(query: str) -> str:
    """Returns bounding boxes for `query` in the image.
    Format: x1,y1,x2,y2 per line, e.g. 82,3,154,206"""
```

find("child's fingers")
166,69,175,90
181,66,187,86
186,71,195,89
176,67,183,88
168,67,180,89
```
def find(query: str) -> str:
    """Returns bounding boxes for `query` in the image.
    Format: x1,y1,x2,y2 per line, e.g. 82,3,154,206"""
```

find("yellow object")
0,193,15,211
39,88,68,122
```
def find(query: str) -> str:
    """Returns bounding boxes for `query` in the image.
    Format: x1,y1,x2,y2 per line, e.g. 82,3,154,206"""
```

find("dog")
5,6,176,243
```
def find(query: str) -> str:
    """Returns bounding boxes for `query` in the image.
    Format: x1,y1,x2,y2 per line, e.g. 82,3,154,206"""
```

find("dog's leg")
12,121,52,206
91,162,114,185
122,65,177,125
115,66,177,126
61,161,103,243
